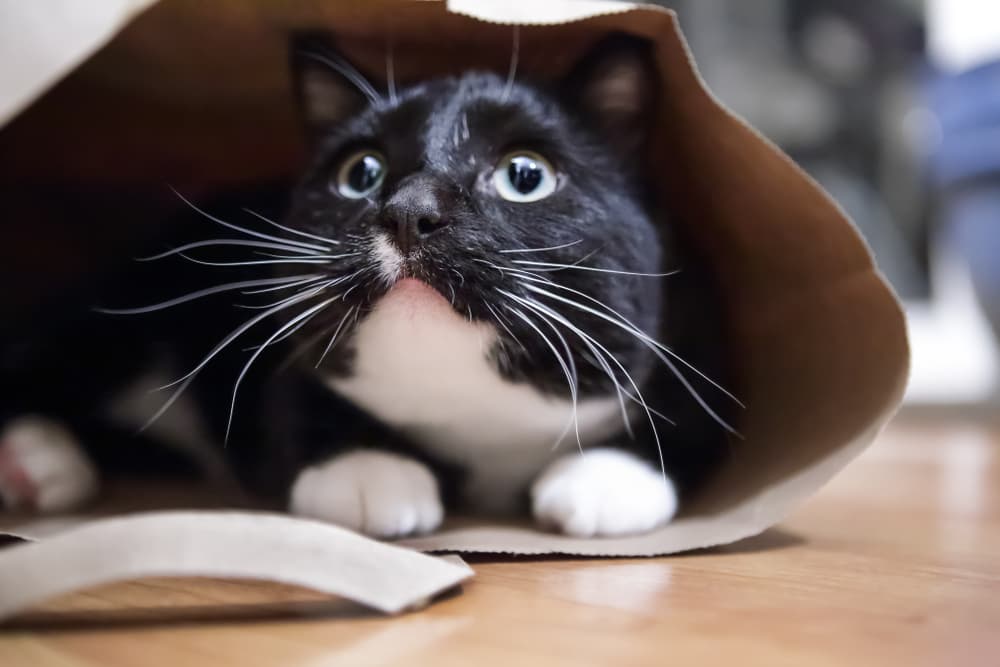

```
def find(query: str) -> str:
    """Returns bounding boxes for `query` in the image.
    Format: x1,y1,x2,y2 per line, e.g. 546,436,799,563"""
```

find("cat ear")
562,35,657,156
290,33,375,133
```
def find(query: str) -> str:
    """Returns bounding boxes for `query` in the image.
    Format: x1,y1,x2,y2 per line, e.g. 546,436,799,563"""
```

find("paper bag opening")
0,0,909,556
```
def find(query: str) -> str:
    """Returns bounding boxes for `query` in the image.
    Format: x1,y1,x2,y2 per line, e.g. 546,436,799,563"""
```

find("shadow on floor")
687,527,806,556
0,594,376,633
454,527,806,565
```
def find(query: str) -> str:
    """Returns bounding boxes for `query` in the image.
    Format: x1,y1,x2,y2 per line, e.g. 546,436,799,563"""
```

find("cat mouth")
362,277,470,330
387,276,442,298
371,242,465,311
364,236,471,318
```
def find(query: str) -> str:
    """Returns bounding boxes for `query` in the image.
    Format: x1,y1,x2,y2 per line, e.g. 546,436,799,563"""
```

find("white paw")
289,450,443,539
531,448,678,538
0,416,99,512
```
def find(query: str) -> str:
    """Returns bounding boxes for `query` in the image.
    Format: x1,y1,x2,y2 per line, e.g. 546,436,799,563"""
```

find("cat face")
282,36,667,397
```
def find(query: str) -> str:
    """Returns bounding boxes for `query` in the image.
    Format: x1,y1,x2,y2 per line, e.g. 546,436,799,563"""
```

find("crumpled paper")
0,0,908,620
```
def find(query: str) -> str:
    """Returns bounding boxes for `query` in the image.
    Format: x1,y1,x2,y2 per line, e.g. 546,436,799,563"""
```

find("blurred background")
656,0,1000,409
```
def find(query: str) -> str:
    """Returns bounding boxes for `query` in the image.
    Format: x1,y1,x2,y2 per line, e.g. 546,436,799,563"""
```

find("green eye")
335,149,386,198
493,151,557,203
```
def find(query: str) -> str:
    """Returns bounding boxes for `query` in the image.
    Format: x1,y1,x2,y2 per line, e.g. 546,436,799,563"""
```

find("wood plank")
1,415,997,666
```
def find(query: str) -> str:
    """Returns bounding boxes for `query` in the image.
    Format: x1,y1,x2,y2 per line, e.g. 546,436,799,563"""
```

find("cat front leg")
289,449,444,538
0,416,99,512
531,448,678,538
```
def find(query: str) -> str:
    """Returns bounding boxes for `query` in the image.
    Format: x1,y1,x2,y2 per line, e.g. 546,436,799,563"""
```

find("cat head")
281,34,667,396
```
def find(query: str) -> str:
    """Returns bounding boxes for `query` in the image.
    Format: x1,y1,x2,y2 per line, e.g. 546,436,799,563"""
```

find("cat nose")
380,175,450,255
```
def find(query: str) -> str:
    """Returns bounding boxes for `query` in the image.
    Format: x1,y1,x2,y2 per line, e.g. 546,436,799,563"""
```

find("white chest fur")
326,280,623,511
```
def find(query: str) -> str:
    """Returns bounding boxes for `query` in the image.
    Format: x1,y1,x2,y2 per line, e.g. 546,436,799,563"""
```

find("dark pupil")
508,156,543,194
348,155,382,192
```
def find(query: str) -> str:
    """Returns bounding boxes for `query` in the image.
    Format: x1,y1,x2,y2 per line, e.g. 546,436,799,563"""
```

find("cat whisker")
235,278,332,309
276,306,355,374
253,252,360,261
499,239,584,254
519,277,742,407
496,258,739,413
225,296,341,443
516,295,636,440
316,305,358,368
137,239,323,262
94,275,318,315
385,37,398,105
617,387,675,425
487,258,736,434
171,188,329,252
241,294,332,350
484,301,531,358
501,26,520,103
301,51,381,105
500,294,582,455
140,288,324,430
505,289,669,482
242,208,342,247
341,280,364,300
257,268,368,314
176,254,333,268
336,266,374,287
241,275,332,295
505,246,602,272
254,269,363,358
522,282,742,436
502,303,579,452
511,259,679,278
470,257,509,280
503,288,641,441
474,259,547,285
156,285,329,392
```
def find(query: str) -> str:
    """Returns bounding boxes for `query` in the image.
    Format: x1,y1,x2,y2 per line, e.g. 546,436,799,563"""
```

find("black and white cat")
0,35,737,538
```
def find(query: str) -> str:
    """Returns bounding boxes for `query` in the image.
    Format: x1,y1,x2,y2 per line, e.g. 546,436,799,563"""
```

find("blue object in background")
946,184,1000,337
927,60,1000,339
927,61,1000,188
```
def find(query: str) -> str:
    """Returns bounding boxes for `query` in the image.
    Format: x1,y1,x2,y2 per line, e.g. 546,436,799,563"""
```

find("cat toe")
531,448,677,538
0,416,99,513
289,449,443,538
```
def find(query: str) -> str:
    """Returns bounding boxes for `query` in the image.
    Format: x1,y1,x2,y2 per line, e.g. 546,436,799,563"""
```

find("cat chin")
377,277,457,319
387,276,445,299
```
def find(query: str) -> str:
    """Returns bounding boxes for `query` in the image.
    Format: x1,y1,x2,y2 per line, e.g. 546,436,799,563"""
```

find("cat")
0,34,737,538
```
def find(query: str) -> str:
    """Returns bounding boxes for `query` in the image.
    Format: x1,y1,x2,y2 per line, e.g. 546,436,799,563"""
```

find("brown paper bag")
0,0,908,615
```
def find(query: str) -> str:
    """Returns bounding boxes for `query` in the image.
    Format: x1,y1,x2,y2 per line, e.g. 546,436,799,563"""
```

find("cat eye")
493,151,557,203
335,149,387,199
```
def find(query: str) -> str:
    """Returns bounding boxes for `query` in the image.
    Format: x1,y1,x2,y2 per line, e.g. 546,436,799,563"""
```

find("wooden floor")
1,414,998,666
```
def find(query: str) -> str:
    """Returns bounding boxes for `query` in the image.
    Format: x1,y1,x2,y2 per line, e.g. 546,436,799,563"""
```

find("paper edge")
0,511,472,619
445,0,643,26
0,0,160,127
